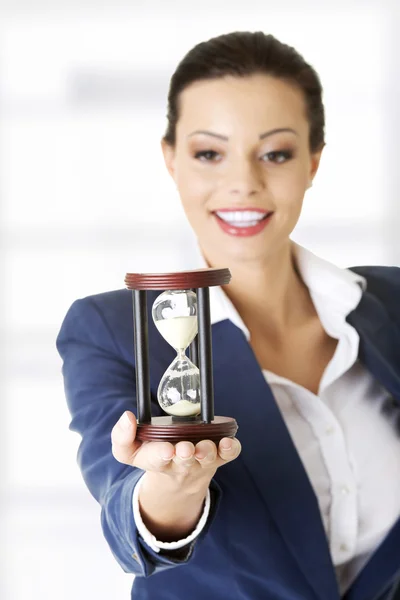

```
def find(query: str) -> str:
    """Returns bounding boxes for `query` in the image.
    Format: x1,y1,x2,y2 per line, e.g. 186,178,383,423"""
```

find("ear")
161,138,177,181
308,146,324,186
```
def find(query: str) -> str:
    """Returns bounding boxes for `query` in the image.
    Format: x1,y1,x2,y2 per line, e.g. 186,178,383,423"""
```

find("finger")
217,437,242,464
111,411,141,465
173,441,196,468
132,441,175,471
194,440,218,468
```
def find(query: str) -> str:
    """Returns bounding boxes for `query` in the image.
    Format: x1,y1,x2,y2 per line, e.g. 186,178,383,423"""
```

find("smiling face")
162,74,323,268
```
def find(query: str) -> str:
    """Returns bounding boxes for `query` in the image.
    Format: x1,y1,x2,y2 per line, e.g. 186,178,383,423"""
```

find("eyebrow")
187,128,298,141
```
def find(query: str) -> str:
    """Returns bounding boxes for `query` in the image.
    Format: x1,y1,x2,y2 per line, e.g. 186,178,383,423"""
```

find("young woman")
57,31,400,600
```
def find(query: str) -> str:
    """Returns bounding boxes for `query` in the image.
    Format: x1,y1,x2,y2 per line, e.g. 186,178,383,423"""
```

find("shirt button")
341,485,350,495
132,552,139,562
325,426,335,435
340,543,349,552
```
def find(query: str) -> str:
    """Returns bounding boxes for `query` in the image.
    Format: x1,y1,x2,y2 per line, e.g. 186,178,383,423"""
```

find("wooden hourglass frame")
125,268,238,444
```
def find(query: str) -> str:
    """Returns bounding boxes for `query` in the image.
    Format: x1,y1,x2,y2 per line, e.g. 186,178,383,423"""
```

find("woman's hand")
111,410,241,486
111,410,241,541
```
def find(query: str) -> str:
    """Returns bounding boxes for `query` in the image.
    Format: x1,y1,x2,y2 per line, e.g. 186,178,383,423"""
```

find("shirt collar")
192,242,367,341
293,242,366,309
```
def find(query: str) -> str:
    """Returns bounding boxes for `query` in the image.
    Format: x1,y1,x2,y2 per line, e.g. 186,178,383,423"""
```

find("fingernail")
121,411,132,431
160,447,174,460
177,442,194,459
220,439,232,451
177,445,194,459
179,450,194,459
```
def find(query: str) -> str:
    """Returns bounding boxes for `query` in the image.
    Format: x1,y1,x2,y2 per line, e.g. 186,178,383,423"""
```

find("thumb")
111,411,142,465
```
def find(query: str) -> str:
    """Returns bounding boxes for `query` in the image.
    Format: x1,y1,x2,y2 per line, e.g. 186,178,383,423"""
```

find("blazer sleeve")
56,295,221,578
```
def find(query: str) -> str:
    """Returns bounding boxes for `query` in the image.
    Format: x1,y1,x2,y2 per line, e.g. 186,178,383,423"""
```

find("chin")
203,236,275,268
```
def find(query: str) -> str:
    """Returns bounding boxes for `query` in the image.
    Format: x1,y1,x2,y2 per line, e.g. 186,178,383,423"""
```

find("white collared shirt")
134,244,400,594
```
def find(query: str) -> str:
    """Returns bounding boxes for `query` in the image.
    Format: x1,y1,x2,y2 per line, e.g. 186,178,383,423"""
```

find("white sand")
166,400,201,417
155,316,198,350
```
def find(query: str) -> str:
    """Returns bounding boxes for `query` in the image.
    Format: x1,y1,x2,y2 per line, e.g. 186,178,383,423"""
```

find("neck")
203,241,315,337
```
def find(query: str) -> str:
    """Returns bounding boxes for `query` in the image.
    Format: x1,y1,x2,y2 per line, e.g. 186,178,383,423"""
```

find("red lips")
213,208,273,237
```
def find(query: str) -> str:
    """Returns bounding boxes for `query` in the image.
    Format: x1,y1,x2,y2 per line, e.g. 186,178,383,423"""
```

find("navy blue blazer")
56,266,400,600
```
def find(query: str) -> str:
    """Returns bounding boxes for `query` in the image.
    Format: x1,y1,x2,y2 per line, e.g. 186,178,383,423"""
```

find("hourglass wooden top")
125,268,231,290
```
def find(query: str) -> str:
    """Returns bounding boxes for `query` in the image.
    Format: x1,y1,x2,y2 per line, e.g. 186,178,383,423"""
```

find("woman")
56,31,400,600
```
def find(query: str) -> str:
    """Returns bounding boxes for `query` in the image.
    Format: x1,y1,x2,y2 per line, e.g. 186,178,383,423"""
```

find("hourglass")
124,268,238,443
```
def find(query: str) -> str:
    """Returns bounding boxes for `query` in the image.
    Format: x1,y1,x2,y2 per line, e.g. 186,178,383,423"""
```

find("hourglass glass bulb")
152,290,201,418
153,290,197,350
157,355,201,417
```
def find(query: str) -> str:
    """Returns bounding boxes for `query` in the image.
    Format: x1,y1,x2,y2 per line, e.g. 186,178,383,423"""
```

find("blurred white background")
0,0,399,598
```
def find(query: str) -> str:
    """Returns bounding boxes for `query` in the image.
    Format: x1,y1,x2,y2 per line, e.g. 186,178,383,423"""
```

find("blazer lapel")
343,519,400,600
211,319,340,600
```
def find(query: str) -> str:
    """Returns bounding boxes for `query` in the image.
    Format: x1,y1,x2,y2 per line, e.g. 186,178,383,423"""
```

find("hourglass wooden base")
136,416,238,444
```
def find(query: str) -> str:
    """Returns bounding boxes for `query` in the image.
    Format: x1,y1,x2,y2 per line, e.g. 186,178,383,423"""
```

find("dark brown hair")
164,31,325,152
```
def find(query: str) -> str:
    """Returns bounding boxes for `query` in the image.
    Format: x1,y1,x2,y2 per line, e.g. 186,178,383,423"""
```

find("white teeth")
215,210,268,225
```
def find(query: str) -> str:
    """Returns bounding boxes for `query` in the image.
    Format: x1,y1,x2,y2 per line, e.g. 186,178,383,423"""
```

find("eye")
194,150,221,162
260,150,293,164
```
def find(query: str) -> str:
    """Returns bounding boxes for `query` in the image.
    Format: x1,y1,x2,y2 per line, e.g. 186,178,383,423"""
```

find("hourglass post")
125,268,238,444
132,289,151,424
189,288,199,367
197,286,214,424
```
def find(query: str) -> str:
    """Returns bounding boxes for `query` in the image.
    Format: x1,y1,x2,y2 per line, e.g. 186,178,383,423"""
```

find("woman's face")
162,74,323,267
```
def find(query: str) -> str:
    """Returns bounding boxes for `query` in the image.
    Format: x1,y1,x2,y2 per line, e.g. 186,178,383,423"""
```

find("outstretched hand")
111,410,241,481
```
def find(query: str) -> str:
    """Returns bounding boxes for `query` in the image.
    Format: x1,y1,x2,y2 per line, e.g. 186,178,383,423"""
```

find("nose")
226,157,264,198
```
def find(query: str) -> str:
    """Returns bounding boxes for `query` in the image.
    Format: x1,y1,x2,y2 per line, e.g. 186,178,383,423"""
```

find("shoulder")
57,289,134,355
75,288,134,323
60,288,133,331
57,288,160,359
349,265,400,289
349,265,400,310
